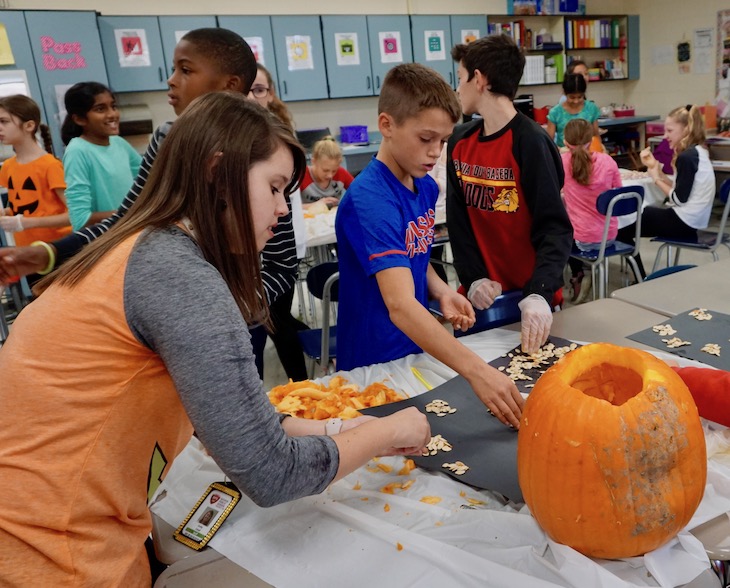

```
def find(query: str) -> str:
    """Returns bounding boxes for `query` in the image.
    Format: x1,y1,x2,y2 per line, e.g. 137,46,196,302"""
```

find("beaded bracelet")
30,241,56,275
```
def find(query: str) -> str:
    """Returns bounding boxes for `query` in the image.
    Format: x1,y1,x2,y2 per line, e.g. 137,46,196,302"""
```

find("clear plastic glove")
0,214,24,233
519,294,552,354
467,277,502,310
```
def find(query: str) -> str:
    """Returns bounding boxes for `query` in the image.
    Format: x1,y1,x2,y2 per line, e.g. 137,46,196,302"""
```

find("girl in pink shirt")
561,118,622,302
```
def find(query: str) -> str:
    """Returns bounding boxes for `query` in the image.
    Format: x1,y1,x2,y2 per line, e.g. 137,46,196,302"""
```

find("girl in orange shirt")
0,95,70,246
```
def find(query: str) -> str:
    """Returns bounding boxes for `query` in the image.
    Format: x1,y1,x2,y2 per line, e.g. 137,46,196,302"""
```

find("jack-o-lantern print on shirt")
0,153,70,246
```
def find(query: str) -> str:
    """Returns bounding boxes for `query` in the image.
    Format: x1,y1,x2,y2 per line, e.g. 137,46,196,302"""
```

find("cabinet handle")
376,75,380,89
449,71,454,85
159,67,164,83
366,76,371,90
283,80,288,96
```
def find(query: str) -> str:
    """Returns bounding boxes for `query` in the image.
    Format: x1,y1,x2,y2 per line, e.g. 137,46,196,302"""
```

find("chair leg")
712,251,719,262
652,244,668,274
673,248,681,266
626,256,643,285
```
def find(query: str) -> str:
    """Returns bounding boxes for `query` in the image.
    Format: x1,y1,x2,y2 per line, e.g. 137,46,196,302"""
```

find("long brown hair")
257,63,295,132
42,92,306,325
564,118,593,186
0,94,54,155
667,104,706,165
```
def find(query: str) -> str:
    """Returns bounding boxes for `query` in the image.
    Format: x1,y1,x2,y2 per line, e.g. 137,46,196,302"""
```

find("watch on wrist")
325,418,343,436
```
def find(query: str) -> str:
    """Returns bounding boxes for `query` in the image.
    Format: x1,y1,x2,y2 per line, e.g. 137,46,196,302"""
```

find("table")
611,258,730,317
151,299,730,588
599,115,661,169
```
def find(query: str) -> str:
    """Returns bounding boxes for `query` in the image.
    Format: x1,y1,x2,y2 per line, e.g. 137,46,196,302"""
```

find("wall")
624,0,727,120
24,0,721,136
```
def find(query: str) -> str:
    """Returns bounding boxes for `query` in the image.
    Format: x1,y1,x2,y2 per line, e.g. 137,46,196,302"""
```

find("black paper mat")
628,308,730,370
361,337,580,502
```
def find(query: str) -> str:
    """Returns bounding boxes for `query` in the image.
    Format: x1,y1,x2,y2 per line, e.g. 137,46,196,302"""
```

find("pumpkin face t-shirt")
0,153,70,246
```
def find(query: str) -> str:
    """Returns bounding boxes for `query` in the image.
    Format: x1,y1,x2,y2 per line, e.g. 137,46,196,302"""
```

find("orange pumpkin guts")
517,343,707,559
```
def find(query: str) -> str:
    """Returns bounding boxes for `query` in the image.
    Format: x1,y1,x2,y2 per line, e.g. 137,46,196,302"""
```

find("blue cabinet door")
158,16,217,79
366,15,412,95
321,16,373,98
24,10,110,155
97,16,167,93
271,16,328,101
217,15,279,95
450,15,487,89
410,16,454,87
0,12,45,121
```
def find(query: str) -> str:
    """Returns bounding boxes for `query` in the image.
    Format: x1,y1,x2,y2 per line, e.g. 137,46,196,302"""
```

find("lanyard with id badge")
173,480,241,550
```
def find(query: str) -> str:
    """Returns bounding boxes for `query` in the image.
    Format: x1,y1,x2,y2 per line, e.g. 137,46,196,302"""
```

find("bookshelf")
487,14,639,87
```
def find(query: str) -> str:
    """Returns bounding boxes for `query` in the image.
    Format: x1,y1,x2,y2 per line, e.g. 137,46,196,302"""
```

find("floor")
264,203,728,389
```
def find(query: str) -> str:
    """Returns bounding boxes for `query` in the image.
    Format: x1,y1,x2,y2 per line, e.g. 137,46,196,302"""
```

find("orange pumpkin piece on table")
517,343,706,559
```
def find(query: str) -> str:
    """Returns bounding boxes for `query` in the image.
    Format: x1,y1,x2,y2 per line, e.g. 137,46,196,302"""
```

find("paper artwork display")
286,35,314,71
0,24,16,66
461,29,480,44
378,31,403,64
244,36,265,66
424,30,446,61
114,28,151,68
335,32,360,66
694,28,712,75
174,30,189,45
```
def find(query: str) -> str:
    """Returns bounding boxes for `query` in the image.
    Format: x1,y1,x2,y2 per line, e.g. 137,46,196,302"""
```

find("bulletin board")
715,9,730,117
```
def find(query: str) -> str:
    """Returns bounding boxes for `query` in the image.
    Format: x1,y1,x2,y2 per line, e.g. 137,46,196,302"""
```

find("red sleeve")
673,366,730,427
300,167,313,191
334,167,355,188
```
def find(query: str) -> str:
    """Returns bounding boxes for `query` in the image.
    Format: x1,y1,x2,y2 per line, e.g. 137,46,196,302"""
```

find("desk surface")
598,115,661,127
611,258,730,317
152,299,730,588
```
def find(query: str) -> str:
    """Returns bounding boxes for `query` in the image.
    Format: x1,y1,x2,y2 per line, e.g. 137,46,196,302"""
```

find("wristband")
30,241,56,275
325,418,343,436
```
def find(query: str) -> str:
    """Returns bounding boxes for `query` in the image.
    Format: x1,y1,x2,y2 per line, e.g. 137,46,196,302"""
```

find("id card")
173,482,241,550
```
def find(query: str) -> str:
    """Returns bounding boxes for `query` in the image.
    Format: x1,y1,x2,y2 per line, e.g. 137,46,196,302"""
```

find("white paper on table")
151,330,729,588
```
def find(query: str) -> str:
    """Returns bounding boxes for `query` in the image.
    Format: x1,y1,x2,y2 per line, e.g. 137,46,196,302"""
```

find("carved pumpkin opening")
569,363,643,406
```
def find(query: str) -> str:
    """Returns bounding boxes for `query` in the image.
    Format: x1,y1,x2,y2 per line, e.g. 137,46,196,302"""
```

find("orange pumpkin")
517,343,707,559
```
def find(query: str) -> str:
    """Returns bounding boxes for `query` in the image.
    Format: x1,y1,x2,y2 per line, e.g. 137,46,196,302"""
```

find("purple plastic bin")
340,125,369,144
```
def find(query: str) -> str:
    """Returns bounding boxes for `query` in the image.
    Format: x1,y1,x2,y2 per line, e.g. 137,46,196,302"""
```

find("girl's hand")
378,407,431,455
640,147,658,170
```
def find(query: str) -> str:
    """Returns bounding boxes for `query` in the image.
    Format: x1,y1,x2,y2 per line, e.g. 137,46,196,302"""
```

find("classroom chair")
569,185,645,300
650,178,730,273
297,261,338,377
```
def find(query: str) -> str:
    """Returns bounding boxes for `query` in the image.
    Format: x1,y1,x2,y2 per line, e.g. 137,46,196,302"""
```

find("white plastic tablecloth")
151,329,730,588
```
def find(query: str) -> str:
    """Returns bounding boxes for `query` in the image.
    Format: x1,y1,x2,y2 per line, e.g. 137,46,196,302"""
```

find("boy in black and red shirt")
446,34,573,353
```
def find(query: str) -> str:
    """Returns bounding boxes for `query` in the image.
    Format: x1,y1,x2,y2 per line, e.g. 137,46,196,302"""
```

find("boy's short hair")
181,28,257,94
378,63,461,125
451,35,525,100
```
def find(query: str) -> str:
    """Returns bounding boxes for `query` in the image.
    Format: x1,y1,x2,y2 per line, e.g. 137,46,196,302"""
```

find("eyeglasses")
250,86,270,98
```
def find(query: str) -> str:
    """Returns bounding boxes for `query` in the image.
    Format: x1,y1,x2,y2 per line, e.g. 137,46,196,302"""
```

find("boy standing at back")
336,63,523,428
447,35,573,354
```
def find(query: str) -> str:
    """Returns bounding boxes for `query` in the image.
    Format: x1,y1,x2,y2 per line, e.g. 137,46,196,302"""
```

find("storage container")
613,108,635,118
339,125,369,144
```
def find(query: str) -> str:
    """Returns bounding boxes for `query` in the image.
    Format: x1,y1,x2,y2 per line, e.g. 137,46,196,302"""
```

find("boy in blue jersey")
335,63,523,429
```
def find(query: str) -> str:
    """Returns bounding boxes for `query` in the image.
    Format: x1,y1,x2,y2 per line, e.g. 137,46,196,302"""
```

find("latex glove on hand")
0,214,24,233
467,278,502,310
518,294,552,354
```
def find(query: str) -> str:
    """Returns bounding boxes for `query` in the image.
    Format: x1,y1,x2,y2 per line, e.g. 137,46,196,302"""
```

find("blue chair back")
454,290,523,338
305,261,339,301
596,185,644,217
